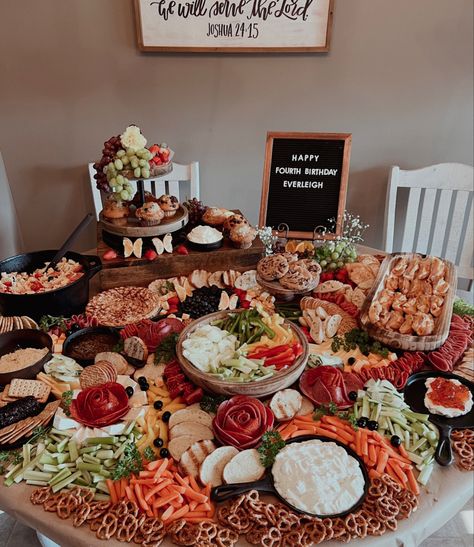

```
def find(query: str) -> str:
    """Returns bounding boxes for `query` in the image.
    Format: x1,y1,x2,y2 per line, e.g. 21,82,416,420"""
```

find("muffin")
130,190,159,207
202,207,233,226
102,199,130,226
229,225,256,249
135,202,165,226
158,195,179,217
223,213,249,235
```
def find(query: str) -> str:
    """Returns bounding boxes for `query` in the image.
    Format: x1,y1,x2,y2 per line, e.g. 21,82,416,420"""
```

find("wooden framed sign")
134,0,333,52
259,132,351,239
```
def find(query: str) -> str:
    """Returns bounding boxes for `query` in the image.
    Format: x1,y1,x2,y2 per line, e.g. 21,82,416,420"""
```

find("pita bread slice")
208,271,225,288
218,291,230,311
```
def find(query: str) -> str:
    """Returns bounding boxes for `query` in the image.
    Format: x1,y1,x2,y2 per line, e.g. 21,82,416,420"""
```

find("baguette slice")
168,435,208,462
169,421,214,441
223,449,265,484
269,389,302,421
168,408,213,430
123,336,148,362
179,440,216,478
200,446,238,487
296,396,315,417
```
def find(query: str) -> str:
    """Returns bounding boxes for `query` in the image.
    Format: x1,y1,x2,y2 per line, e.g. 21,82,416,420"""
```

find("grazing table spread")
0,127,472,547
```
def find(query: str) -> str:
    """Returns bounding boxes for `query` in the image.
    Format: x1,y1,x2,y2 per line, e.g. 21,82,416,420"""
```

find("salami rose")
299,366,352,409
70,382,129,428
213,395,274,449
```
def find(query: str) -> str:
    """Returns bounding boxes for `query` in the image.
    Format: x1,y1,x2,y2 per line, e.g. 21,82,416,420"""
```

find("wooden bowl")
176,310,308,397
256,274,320,302
359,253,456,351
0,329,53,385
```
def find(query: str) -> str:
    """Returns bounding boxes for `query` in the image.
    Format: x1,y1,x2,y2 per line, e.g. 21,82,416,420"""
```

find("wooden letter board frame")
259,132,351,240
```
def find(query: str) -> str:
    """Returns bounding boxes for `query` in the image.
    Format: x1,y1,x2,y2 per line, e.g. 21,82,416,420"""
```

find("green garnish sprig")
331,328,389,358
258,430,286,468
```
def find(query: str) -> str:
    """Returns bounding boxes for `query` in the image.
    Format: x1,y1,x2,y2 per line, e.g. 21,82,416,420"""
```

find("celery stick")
418,463,434,485
96,481,110,494
113,442,129,460
22,444,31,467
406,451,423,465
103,459,116,468
79,446,100,454
83,454,100,464
43,464,59,473
26,480,49,486
24,471,53,481
49,468,71,486
56,453,69,465
39,454,56,465
74,478,89,487
77,462,102,473
57,438,69,453
86,437,117,445
412,438,428,452
52,471,82,493
123,421,136,436
362,397,369,418
81,470,92,484
68,440,78,462
94,493,111,501
96,450,114,460
404,430,410,450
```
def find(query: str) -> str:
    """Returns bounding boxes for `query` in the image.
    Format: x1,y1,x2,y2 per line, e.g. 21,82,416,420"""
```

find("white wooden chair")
383,163,474,298
88,161,200,219
0,151,23,259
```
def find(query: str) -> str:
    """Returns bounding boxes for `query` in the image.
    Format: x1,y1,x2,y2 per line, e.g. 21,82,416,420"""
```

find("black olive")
153,438,164,448
367,420,378,431
125,386,134,397
137,376,147,385
348,357,356,365
391,435,402,447
154,400,163,410
162,411,171,423
140,383,149,391
357,417,368,428
348,391,358,401
160,448,169,458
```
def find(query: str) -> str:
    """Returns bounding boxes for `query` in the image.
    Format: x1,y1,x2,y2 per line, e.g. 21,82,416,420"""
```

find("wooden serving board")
96,220,264,290
256,273,319,302
360,253,457,352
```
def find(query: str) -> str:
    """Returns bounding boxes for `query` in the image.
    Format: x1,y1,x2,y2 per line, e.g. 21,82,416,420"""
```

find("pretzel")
141,517,164,537
31,487,52,505
96,512,118,540
385,518,398,531
381,473,403,494
321,518,334,541
245,524,268,545
281,529,306,546
116,513,139,542
43,493,63,512
376,496,400,520
56,494,78,519
261,526,281,547
197,522,218,542
111,499,139,518
368,481,388,498
167,519,195,546
73,503,91,527
215,527,239,547
87,501,111,520
89,517,103,532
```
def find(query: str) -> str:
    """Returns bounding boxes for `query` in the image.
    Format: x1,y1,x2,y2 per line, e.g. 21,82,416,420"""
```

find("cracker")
9,379,51,403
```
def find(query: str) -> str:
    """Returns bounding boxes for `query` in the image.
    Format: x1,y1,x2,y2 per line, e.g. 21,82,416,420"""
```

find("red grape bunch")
93,135,122,192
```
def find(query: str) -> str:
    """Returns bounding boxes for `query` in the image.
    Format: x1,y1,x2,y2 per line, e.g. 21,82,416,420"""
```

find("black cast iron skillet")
404,371,474,466
211,435,370,518
0,250,102,320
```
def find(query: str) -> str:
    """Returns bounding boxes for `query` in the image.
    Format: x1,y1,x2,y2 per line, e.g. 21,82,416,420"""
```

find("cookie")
257,255,289,281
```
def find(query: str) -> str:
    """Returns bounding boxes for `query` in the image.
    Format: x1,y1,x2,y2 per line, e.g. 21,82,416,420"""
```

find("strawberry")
103,249,118,260
320,272,335,282
144,249,158,261
175,245,189,255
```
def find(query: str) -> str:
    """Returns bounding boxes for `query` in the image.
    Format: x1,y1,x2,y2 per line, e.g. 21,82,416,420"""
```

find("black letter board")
259,132,351,239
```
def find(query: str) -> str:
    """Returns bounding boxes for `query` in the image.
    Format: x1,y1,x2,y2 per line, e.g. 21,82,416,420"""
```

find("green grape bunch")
105,147,153,202
315,240,357,271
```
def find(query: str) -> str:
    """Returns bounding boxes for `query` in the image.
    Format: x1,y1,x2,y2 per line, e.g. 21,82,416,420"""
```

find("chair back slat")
401,187,421,252
88,161,199,220
415,188,438,255
429,189,454,258
458,196,473,271
444,191,470,264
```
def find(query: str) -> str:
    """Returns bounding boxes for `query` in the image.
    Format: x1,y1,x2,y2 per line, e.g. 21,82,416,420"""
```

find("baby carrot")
376,450,389,474
153,492,180,509
161,505,174,521
166,505,190,522
106,480,117,504
188,475,200,492
406,468,420,496
144,479,172,501
183,487,208,503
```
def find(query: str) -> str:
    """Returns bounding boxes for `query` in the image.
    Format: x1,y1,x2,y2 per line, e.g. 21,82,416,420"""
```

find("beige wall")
0,0,472,255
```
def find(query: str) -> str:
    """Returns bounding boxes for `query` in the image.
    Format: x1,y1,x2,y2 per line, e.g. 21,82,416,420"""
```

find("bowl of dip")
0,329,53,384
186,225,223,251
63,327,121,366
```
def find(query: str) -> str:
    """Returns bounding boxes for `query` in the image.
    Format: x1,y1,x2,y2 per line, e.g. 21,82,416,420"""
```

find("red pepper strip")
292,343,303,358
265,349,295,366
248,344,291,359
